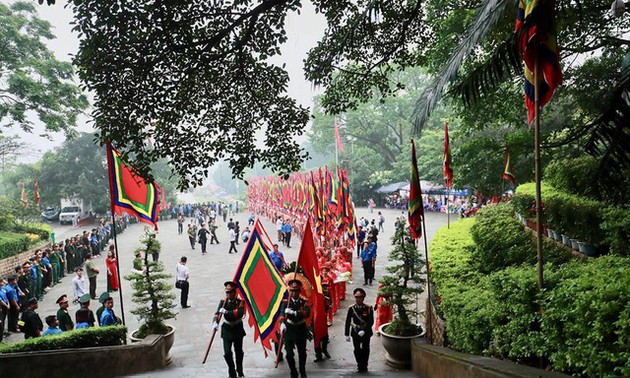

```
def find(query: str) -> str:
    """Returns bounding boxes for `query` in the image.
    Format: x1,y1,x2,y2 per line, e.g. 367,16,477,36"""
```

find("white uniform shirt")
176,263,189,281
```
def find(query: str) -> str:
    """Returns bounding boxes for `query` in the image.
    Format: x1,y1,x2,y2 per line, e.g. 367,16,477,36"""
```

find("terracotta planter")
379,323,425,369
130,324,176,365
578,242,599,257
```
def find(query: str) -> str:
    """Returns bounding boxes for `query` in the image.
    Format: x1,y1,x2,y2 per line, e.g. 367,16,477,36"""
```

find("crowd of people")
0,216,130,341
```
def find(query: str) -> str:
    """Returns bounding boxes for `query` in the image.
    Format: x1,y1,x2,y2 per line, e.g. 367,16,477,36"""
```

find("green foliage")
125,232,176,338
0,231,29,259
428,218,477,285
379,227,425,337
0,2,88,135
543,257,630,377
600,207,630,257
0,326,127,353
13,222,52,241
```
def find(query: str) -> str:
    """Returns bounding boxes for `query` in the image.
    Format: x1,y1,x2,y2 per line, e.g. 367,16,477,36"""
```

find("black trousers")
285,232,292,247
210,233,219,244
89,276,97,299
229,241,238,253
362,261,374,285
179,280,189,307
8,304,19,332
200,239,207,253
352,334,371,371
223,336,244,377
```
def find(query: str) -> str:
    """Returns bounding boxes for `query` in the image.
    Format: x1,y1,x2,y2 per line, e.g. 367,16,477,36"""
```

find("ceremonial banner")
503,143,517,185
334,118,345,153
20,181,28,208
106,143,160,229
443,121,453,189
409,139,424,239
34,179,41,207
515,0,562,123
296,218,327,346
233,220,288,353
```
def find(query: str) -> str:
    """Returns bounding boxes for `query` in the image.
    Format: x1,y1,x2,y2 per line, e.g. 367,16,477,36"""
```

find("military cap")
224,281,237,292
79,294,91,303
353,287,367,297
56,295,69,304
98,292,111,304
28,297,38,305
288,279,302,291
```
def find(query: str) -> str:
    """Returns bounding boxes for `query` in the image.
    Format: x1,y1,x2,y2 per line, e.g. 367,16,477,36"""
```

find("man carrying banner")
280,279,310,378
212,281,246,378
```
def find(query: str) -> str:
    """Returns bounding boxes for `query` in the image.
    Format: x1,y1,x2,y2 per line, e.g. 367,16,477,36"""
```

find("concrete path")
5,207,450,377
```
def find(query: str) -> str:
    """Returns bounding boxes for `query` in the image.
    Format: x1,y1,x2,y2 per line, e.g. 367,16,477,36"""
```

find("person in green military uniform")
49,245,61,285
280,279,311,378
212,281,246,378
55,294,74,331
344,287,374,373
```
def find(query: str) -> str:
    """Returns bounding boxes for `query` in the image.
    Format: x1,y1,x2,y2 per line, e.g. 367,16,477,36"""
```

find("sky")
12,1,327,162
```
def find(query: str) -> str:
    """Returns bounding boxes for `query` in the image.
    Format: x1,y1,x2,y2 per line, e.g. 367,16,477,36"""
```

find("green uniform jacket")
214,298,246,341
57,308,74,331
344,304,374,338
280,297,311,342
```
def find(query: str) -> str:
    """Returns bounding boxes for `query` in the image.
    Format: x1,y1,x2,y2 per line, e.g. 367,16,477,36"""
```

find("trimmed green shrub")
542,257,630,377
0,325,127,353
429,218,477,285
0,232,30,259
601,207,630,257
13,222,52,241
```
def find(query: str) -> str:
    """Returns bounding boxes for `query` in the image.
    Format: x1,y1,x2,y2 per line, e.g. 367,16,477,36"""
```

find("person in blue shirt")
6,276,20,332
100,296,117,326
0,278,10,340
283,221,293,248
360,238,377,286
269,244,287,272
42,315,63,336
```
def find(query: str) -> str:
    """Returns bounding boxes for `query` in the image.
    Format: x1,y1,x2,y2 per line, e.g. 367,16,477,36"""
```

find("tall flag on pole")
34,179,41,208
409,139,424,239
296,218,327,347
443,122,454,189
515,0,563,124
502,144,517,185
106,143,161,230
311,171,325,236
334,118,345,153
233,220,288,355
20,181,28,208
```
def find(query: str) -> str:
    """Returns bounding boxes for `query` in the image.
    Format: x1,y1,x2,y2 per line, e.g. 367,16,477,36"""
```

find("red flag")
34,179,41,207
502,143,517,185
334,118,345,153
409,140,424,239
296,218,327,347
310,171,324,236
106,143,161,230
20,181,28,208
443,122,453,189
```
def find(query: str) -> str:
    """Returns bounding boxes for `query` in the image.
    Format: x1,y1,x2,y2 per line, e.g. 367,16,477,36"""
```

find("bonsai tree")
125,230,176,338
378,226,425,336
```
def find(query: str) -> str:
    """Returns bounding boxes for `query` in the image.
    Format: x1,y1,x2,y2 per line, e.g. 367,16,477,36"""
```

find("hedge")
430,217,630,377
0,325,127,353
471,203,572,273
13,222,52,242
0,232,30,260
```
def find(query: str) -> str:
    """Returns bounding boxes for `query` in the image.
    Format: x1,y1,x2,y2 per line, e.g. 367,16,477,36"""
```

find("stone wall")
0,243,50,280
411,338,571,378
0,334,167,378
424,297,446,346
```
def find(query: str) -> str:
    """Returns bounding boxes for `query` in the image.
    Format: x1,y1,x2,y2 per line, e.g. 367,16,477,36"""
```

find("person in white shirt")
276,217,283,243
72,267,88,303
228,228,238,254
176,257,190,308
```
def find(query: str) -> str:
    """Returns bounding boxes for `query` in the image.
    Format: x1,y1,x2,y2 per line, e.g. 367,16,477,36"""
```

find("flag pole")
105,143,126,326
533,59,544,291
420,214,432,343
335,123,339,168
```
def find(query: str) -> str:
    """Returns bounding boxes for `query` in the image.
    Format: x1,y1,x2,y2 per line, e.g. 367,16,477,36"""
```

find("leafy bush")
0,232,30,259
544,156,601,200
542,257,630,377
428,218,477,285
0,325,127,353
13,222,52,241
600,207,630,257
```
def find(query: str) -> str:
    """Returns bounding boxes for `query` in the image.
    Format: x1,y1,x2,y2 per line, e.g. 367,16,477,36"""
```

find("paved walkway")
5,207,450,377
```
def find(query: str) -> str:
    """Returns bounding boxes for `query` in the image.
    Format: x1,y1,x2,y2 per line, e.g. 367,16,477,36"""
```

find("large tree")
0,1,88,136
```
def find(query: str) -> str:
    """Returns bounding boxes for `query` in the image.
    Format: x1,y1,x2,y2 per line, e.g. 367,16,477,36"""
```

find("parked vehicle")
59,198,84,225
41,206,61,222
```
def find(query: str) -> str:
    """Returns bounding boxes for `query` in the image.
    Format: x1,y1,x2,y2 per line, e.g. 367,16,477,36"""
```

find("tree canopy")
0,1,88,136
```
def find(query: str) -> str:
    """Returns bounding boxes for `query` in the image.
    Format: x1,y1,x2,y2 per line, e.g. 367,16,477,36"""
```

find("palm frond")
450,37,522,107
411,0,517,132
584,60,630,177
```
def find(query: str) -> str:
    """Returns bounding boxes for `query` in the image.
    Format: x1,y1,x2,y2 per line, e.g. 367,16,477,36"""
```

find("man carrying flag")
212,281,246,378
279,279,310,378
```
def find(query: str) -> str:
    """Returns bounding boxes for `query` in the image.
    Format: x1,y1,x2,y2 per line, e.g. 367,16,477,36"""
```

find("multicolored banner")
409,139,424,239
34,179,40,207
443,121,453,189
334,118,345,153
106,143,160,229
20,181,28,208
502,143,517,185
233,220,288,353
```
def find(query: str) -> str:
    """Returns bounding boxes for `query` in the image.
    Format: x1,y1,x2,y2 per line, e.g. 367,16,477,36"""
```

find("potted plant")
125,231,177,363
377,226,425,368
